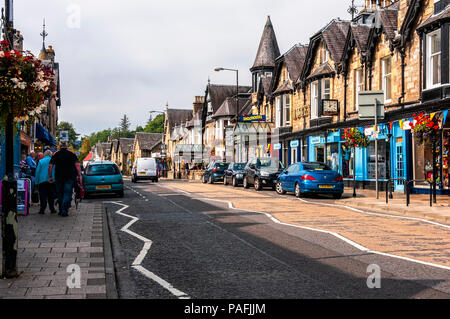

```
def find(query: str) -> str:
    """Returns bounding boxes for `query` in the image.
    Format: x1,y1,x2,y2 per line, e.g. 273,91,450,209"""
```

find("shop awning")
35,123,56,146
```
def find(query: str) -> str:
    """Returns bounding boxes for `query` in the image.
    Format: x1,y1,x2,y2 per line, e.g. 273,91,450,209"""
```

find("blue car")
82,161,124,198
276,162,344,199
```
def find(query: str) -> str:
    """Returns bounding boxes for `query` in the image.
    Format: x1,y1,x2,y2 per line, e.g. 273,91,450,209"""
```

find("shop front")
411,110,449,195
307,130,342,173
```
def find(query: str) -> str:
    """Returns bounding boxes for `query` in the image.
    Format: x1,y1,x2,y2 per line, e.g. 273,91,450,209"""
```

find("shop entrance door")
394,138,405,191
316,146,325,163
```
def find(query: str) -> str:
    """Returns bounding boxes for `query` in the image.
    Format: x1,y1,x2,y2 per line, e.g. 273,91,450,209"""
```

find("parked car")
131,158,158,183
276,162,344,199
223,162,246,187
243,157,285,191
202,161,229,184
82,161,124,198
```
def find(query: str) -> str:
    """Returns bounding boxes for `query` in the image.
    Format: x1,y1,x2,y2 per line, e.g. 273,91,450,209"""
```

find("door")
286,163,299,191
394,138,405,191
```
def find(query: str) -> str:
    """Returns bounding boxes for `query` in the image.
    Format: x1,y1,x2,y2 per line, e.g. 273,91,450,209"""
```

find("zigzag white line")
105,201,190,299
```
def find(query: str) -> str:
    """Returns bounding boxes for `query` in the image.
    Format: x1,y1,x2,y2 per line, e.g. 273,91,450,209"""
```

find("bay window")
382,56,392,102
427,30,441,88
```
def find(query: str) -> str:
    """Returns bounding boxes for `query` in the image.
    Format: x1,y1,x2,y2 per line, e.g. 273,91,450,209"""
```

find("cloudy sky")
13,0,361,137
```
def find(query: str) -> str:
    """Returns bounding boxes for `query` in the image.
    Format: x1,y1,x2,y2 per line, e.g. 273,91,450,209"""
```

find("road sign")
358,91,385,120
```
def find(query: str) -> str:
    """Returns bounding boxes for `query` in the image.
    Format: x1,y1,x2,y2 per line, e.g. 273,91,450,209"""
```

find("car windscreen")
301,163,331,171
86,164,120,176
257,159,284,169
138,159,156,169
233,163,246,170
214,163,229,170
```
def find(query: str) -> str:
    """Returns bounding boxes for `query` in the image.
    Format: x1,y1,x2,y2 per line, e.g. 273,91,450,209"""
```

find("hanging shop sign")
274,143,282,150
358,91,385,120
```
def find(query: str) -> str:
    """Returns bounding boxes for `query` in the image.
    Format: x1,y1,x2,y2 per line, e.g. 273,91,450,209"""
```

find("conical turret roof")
251,16,280,71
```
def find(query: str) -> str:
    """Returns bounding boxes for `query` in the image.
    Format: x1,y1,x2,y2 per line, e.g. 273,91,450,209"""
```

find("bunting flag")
399,119,403,130
443,110,448,125
430,113,436,120
389,121,394,132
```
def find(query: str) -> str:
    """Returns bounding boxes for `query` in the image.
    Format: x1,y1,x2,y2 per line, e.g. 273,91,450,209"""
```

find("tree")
119,114,131,136
56,121,79,148
143,114,165,133
79,137,92,161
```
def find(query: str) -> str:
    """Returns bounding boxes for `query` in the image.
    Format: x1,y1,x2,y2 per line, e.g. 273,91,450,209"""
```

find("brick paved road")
163,182,450,268
0,202,110,299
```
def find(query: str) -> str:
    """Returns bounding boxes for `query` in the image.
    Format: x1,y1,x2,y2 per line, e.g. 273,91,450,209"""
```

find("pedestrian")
36,152,44,165
35,150,56,215
26,151,37,176
48,141,82,217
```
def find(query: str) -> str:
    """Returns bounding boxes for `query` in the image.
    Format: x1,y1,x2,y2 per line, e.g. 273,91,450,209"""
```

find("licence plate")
319,185,334,189
138,172,147,175
96,185,111,190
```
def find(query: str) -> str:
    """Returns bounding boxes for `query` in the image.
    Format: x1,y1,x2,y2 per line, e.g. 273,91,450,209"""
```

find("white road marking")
105,201,190,299
157,186,450,271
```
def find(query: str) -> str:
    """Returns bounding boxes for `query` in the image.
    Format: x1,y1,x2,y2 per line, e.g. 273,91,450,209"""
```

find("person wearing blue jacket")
35,150,56,215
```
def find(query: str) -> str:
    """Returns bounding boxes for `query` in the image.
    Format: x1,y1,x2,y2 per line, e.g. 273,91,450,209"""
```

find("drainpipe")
419,35,423,101
343,72,348,122
399,48,406,109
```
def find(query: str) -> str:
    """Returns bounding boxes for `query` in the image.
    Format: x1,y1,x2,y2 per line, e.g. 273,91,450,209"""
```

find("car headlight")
236,174,243,178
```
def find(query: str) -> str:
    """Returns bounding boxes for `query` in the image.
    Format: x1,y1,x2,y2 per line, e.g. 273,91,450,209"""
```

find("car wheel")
209,176,214,184
202,175,207,184
155,177,159,183
295,183,302,198
232,177,238,187
131,175,136,183
223,176,228,186
276,181,286,195
243,177,249,189
333,193,342,199
254,177,262,191
117,190,124,198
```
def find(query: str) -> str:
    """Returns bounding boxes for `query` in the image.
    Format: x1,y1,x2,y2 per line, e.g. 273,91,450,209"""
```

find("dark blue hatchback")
276,162,344,199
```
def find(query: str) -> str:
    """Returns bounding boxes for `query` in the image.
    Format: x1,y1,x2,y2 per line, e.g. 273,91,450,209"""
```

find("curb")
102,204,119,299
338,200,450,225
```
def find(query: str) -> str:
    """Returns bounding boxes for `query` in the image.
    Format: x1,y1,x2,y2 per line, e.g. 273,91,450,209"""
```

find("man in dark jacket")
48,141,82,217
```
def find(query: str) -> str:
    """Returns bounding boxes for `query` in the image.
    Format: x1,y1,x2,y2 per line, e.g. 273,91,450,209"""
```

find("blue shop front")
305,123,410,192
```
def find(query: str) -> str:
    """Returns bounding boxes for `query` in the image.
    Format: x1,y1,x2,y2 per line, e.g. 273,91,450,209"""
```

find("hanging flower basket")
409,113,440,145
344,128,371,148
0,40,57,124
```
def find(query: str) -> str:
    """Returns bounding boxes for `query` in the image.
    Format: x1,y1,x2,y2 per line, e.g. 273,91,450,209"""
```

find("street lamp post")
1,0,19,278
150,110,167,177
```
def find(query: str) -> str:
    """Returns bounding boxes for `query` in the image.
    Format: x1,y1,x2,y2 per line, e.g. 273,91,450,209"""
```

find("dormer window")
321,46,329,64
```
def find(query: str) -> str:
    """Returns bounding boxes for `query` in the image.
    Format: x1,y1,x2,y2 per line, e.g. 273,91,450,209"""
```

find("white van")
131,158,158,183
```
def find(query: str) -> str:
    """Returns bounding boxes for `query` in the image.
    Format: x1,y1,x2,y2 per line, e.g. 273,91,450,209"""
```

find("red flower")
433,125,439,130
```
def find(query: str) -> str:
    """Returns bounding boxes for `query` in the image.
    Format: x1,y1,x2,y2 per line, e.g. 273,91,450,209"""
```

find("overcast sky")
13,0,361,137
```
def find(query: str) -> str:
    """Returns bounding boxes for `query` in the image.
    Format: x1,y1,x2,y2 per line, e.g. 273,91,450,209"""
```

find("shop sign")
274,143,282,150
358,91,385,120
311,136,321,144
240,115,266,122
290,140,299,148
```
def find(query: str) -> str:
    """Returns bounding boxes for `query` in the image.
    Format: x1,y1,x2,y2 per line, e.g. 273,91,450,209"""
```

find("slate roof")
322,19,351,63
135,132,163,151
118,138,134,154
283,44,309,83
212,97,252,119
167,109,193,128
378,5,399,41
101,143,111,157
351,24,371,53
111,139,118,154
207,84,252,114
251,16,281,71
418,4,450,30
306,62,335,81
186,111,202,128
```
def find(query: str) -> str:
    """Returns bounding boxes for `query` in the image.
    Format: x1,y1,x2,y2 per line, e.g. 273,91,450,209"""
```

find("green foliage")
142,114,164,133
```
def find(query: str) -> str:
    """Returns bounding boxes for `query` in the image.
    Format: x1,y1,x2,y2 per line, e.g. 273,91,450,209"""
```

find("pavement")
0,200,117,299
339,187,450,224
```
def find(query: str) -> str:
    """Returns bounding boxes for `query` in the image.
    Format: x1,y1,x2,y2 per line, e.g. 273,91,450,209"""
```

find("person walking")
35,150,56,215
26,151,37,176
48,141,82,217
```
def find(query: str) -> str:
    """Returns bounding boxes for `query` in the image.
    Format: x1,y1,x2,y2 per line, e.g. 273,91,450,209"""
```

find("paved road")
94,180,450,299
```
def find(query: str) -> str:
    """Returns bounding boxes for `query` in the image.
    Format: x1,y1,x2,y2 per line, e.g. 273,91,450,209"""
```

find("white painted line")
158,187,450,271
105,201,190,299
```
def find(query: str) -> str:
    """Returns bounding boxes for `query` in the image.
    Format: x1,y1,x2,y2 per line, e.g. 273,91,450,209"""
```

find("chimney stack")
193,96,205,114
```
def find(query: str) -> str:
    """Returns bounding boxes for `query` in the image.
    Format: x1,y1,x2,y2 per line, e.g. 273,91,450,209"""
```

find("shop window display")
367,141,387,179
341,143,354,178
